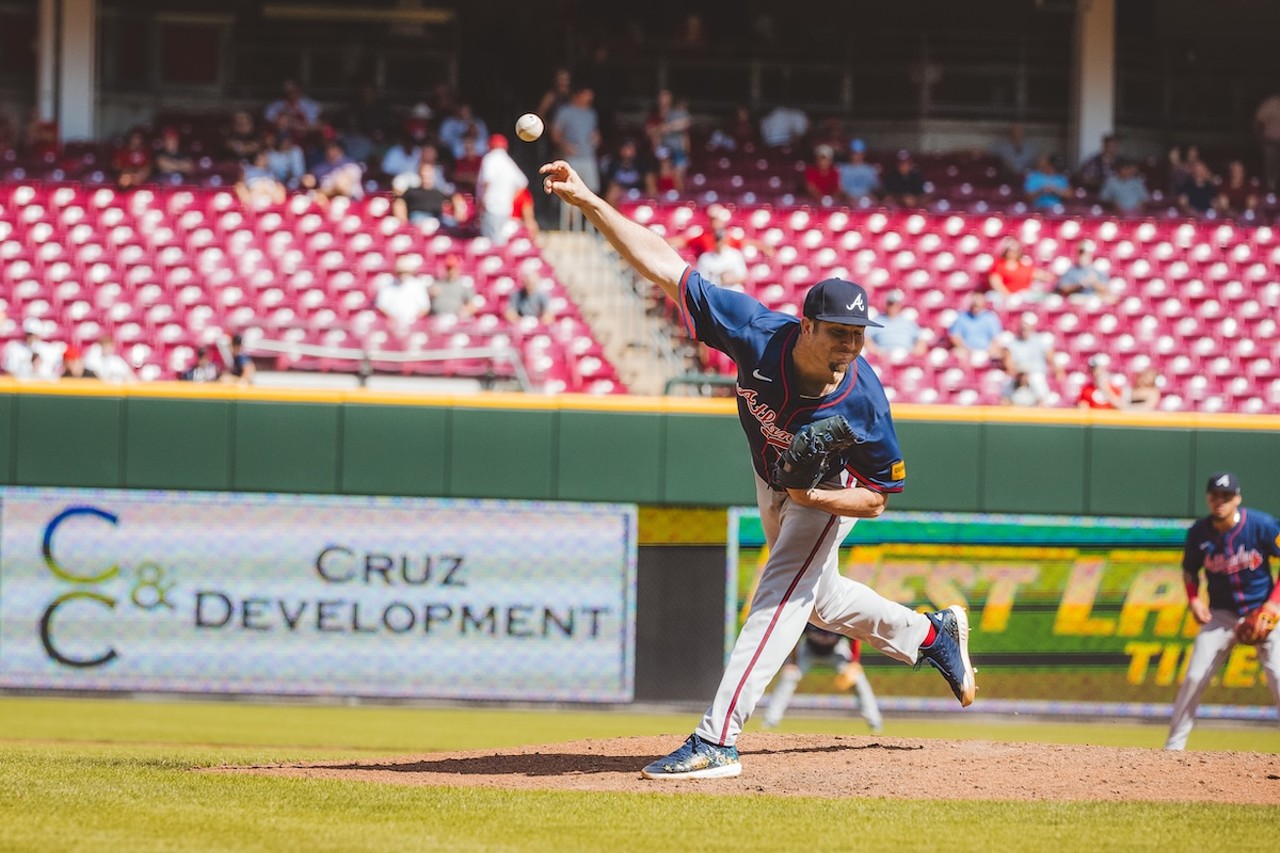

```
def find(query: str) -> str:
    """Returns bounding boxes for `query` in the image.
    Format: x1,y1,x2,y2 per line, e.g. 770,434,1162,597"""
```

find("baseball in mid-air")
515,113,544,142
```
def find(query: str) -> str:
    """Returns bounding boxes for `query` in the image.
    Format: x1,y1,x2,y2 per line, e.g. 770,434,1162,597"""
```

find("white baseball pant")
762,637,883,731
1164,607,1280,750
695,473,931,747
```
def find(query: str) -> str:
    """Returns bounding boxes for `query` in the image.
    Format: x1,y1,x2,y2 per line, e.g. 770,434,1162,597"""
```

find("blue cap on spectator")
850,139,866,154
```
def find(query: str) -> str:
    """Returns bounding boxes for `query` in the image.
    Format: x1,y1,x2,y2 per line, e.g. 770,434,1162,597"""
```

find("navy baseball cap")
802,279,883,328
1206,471,1240,494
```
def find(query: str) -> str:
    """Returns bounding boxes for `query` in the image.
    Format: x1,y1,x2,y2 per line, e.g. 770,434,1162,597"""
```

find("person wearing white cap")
4,319,44,378
996,312,1065,403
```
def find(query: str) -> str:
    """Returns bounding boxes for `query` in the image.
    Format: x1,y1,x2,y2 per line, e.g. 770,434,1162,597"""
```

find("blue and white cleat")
640,733,742,780
917,605,977,707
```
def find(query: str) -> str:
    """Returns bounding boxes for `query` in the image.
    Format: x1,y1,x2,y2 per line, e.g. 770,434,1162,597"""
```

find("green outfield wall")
2,382,1278,517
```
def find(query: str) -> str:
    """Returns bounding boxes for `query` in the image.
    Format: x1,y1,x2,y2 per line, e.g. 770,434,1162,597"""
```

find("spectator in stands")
402,103,433,147
881,150,927,208
552,87,601,192
302,141,364,205
336,115,376,166
1098,159,1150,216
263,129,306,189
838,139,880,204
154,127,195,183
376,257,432,334
429,254,477,320
1167,144,1200,196
263,81,320,139
179,346,219,382
1253,91,1280,192
1002,372,1040,407
1054,241,1109,300
653,147,681,195
1024,155,1070,210
222,111,260,161
3,319,44,378
61,345,96,380
997,312,1064,404
439,103,489,162
84,333,136,384
989,238,1052,305
759,104,808,149
218,334,255,385
450,133,484,193
381,133,422,184
1215,159,1259,217
695,229,749,288
1178,160,1217,216
603,138,657,206
1076,356,1124,409
235,149,287,207
645,89,691,190
990,122,1038,178
866,290,927,357
505,268,554,325
112,131,152,189
476,133,528,245
708,104,758,152
264,80,321,138
537,68,574,128
803,144,841,202
393,161,466,228
1125,367,1162,411
948,291,1003,358
1077,133,1119,191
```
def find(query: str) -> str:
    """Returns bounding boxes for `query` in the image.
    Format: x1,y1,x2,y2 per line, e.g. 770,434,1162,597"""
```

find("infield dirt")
224,733,1280,803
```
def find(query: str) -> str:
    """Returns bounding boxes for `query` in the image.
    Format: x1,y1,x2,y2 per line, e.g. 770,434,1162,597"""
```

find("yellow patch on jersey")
891,460,906,480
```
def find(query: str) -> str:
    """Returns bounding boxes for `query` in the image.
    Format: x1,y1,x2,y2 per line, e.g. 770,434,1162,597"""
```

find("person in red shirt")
804,144,841,200
113,131,152,188
1076,356,1124,409
988,237,1052,305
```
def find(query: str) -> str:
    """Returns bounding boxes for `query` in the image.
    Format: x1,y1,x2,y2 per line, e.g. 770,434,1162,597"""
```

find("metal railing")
248,337,532,392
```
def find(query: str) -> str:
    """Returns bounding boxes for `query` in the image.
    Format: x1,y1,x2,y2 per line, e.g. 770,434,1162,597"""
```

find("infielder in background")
540,159,975,781
1165,471,1280,750
762,625,883,733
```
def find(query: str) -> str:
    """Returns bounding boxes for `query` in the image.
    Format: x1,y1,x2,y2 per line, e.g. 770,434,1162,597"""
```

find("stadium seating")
0,182,624,393
627,201,1280,414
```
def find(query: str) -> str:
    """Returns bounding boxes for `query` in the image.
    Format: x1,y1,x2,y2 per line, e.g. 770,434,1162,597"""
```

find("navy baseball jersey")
1182,508,1280,613
677,267,905,493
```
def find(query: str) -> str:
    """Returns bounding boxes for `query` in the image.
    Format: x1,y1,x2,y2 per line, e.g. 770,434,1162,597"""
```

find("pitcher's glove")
772,415,857,490
1235,603,1279,646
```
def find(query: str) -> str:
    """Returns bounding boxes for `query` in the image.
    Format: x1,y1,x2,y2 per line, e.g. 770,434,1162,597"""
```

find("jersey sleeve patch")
891,460,906,481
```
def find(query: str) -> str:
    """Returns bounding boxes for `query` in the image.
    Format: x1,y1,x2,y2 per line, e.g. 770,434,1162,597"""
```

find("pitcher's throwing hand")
540,160,592,208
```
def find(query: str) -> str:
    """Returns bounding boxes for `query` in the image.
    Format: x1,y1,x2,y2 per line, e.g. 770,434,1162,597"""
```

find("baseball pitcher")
1165,471,1280,750
541,159,976,780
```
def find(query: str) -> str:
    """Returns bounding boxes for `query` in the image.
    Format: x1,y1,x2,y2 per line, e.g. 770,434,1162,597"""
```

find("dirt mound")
223,734,1280,803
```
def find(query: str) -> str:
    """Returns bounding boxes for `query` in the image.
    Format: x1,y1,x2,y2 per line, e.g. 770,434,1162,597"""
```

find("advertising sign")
0,488,636,702
731,509,1276,718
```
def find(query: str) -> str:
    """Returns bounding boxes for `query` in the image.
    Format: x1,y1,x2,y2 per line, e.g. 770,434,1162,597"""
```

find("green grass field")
1,696,1277,852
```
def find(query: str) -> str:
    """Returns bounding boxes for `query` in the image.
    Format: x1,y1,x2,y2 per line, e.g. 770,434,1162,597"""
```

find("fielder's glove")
772,415,857,490
1234,603,1279,646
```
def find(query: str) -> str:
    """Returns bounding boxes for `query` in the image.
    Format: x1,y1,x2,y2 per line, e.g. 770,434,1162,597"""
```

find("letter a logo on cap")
1216,475,1231,488
846,294,865,311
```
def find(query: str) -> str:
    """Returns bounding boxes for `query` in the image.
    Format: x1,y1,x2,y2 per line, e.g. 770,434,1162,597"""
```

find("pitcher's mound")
223,733,1280,803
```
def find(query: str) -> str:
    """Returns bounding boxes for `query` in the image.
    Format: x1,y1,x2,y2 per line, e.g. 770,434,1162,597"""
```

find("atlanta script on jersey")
1182,508,1280,614
676,267,905,493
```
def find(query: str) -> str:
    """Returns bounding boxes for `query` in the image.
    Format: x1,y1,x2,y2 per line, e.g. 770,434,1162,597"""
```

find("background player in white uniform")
762,626,883,732
540,158,976,780
1165,471,1280,750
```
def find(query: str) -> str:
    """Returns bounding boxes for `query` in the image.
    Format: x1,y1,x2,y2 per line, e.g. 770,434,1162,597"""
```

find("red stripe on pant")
717,513,838,744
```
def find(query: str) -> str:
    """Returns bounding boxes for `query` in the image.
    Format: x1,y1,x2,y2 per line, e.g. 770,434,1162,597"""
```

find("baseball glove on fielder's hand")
1235,603,1279,646
772,415,857,490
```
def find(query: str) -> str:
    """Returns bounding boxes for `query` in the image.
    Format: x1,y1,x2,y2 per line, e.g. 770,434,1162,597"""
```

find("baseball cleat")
640,733,741,780
917,605,977,707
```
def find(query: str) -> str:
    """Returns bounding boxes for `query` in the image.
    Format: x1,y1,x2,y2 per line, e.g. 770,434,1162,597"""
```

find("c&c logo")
39,505,173,668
